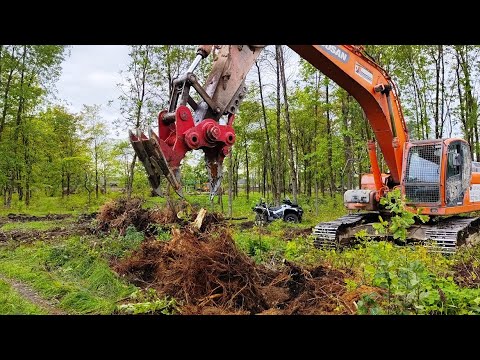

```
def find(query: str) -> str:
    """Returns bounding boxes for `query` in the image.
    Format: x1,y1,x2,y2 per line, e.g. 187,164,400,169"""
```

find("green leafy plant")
117,289,179,315
372,189,429,242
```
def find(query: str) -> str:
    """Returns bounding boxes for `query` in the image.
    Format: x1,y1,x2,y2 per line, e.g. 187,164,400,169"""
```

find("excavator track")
419,216,480,254
312,213,480,254
312,213,378,249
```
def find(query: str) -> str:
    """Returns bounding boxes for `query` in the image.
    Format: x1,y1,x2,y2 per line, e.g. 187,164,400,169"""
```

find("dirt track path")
0,275,67,315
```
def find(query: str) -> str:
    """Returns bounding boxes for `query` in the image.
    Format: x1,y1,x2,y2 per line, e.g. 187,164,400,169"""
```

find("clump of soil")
237,221,255,230
97,197,225,236
97,197,152,235
115,224,268,313
282,227,312,241
0,215,95,244
453,258,480,288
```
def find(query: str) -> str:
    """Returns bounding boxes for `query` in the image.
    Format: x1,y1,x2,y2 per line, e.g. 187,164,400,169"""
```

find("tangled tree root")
104,197,381,314
115,224,368,314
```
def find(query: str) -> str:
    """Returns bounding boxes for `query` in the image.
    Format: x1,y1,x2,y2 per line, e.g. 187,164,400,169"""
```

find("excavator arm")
130,44,409,199
130,45,264,199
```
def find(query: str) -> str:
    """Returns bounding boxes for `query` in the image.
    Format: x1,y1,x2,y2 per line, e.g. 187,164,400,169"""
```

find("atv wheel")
255,213,268,226
284,213,299,223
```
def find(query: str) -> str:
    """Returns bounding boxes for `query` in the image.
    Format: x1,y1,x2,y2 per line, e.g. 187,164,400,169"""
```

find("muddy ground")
0,213,95,244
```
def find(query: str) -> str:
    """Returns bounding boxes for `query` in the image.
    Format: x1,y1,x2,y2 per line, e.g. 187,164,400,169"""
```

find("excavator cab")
402,138,472,211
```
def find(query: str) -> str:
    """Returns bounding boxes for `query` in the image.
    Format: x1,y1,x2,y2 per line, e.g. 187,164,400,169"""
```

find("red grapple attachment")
129,106,235,198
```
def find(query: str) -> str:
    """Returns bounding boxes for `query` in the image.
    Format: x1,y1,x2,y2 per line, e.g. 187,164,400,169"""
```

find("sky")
55,45,300,140
56,45,130,137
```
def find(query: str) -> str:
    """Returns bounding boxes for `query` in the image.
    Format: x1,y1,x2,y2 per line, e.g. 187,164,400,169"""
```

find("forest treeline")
1,45,479,207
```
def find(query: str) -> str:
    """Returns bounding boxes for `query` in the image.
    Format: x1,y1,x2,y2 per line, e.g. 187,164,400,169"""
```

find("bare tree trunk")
433,45,441,138
218,186,223,213
440,46,446,137
9,46,27,206
256,61,277,203
103,166,107,195
243,137,250,201
95,141,99,199
325,78,334,197
277,45,298,203
127,153,137,198
0,47,16,141
342,93,353,190
67,173,71,196
275,49,282,205
234,153,239,198
23,135,31,205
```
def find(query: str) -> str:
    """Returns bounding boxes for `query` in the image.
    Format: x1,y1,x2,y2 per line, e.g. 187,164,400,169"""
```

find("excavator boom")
130,45,263,198
131,44,408,199
130,44,480,253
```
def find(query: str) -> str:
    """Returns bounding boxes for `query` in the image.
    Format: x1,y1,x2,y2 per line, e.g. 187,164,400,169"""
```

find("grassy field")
0,235,137,314
2,190,480,315
0,278,47,315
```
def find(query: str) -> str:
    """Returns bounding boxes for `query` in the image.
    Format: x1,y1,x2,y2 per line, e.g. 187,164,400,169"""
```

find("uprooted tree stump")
96,197,225,236
102,197,383,314
114,219,373,315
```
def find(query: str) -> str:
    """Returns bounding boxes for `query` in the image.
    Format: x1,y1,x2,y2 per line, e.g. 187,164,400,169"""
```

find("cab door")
445,140,471,206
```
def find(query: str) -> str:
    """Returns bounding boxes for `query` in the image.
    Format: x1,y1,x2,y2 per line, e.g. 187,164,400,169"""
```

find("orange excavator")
130,45,480,253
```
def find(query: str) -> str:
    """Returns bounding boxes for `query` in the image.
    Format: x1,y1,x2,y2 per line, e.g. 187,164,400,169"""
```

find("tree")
277,45,298,203
79,104,108,199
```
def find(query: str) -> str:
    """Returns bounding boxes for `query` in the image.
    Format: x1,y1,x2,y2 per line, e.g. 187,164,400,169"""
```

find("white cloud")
56,45,130,138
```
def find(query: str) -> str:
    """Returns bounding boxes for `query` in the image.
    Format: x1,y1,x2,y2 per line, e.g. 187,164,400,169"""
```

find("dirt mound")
97,197,150,235
237,221,255,230
97,197,225,236
105,197,379,315
283,227,312,241
115,221,356,315
453,259,480,288
115,224,268,313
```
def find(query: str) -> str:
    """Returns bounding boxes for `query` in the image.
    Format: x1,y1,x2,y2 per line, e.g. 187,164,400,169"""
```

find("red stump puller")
129,105,236,197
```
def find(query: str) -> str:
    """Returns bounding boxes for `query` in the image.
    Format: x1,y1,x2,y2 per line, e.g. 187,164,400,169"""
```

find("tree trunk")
0,65,15,140
325,78,334,197
256,61,277,203
275,48,282,205
434,45,441,138
127,153,137,198
95,141,99,199
234,153,239,198
342,93,353,190
277,45,298,203
67,172,71,196
244,137,250,201
103,166,107,195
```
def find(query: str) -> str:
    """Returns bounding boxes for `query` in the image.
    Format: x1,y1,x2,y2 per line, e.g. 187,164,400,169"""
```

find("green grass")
144,191,347,226
0,192,123,217
1,219,75,232
0,279,47,315
0,235,137,314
